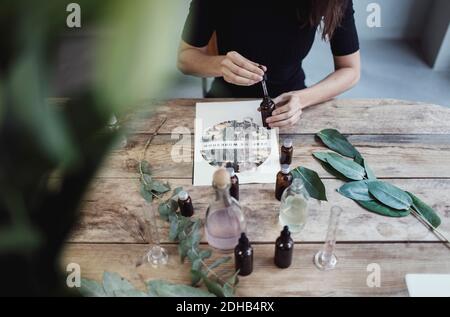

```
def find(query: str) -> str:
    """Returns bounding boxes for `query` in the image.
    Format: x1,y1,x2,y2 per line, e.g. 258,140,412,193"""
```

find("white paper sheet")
194,100,280,186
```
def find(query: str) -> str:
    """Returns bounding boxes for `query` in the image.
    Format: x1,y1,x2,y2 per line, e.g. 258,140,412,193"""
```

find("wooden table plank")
62,242,450,297
71,178,450,243
127,99,450,135
98,133,450,179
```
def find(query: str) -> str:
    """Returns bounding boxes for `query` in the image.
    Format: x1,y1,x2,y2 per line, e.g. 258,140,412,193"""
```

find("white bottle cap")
281,164,290,174
178,191,189,201
226,167,236,177
283,138,293,148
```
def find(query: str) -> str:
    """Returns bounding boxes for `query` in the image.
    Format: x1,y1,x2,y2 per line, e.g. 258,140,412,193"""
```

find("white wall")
354,0,432,40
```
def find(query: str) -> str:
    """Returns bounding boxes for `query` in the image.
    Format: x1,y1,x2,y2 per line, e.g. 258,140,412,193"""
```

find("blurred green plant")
0,0,178,296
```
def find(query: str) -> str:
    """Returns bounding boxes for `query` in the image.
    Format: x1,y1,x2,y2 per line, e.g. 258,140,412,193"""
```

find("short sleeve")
181,0,215,47
330,0,359,56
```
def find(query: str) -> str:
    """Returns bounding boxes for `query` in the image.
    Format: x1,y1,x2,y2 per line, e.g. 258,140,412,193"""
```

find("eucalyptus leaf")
291,166,327,201
223,271,239,297
407,192,441,228
363,159,377,180
80,279,107,297
172,187,184,197
102,272,136,297
202,276,225,297
140,184,153,203
158,202,172,221
113,289,149,297
142,174,153,187
151,179,170,194
208,256,231,271
147,280,215,297
338,180,372,201
316,129,361,159
357,200,410,217
319,160,351,181
313,152,365,181
191,269,204,286
169,217,179,241
139,160,152,175
368,181,412,210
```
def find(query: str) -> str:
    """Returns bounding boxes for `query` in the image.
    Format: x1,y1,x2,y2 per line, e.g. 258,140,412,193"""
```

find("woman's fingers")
222,58,263,82
269,109,303,128
222,67,257,86
227,51,265,77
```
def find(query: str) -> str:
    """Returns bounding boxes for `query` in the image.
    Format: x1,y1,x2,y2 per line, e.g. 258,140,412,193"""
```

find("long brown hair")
299,0,349,39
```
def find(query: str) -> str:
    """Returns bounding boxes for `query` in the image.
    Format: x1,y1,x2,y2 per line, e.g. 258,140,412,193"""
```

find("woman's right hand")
219,51,266,86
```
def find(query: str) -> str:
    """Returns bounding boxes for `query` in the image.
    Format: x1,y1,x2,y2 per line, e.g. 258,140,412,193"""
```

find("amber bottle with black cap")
274,226,294,269
234,233,253,276
280,138,293,165
259,68,275,129
227,167,239,201
178,190,194,217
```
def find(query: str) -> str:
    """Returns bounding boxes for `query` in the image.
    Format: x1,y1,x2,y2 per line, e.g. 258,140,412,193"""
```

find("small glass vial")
227,167,239,201
274,226,294,269
275,164,293,201
178,191,194,217
279,178,309,234
314,206,342,271
234,233,253,276
205,169,246,252
280,138,293,165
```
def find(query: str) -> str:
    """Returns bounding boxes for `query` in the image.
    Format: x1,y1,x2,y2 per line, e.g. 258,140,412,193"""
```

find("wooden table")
62,98,450,297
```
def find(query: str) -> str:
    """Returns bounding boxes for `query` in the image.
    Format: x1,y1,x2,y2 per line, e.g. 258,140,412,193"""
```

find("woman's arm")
177,40,266,86
267,50,361,128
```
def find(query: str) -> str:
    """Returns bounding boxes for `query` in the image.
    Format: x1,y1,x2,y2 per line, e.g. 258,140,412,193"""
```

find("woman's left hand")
266,92,304,128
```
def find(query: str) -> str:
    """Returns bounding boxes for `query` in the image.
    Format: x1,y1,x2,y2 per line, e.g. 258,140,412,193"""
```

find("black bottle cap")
281,226,291,239
238,232,250,249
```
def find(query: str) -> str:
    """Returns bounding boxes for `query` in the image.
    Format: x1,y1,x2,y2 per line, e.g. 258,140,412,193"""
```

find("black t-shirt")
182,0,359,98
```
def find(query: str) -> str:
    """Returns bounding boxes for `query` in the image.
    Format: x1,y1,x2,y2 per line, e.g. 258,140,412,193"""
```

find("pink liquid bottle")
205,169,246,252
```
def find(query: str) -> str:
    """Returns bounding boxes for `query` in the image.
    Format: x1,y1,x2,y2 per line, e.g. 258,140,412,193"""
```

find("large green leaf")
367,181,412,210
357,200,410,218
291,166,327,201
407,192,441,228
147,280,215,297
102,272,136,297
338,180,372,201
316,129,361,159
313,152,365,181
363,159,377,180
80,279,107,297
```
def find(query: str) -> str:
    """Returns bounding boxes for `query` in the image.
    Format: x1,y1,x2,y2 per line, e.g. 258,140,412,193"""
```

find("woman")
178,0,360,128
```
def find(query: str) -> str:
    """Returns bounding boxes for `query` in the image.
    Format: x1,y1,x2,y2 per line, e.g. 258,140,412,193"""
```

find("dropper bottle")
259,67,275,129
234,233,253,276
274,226,294,269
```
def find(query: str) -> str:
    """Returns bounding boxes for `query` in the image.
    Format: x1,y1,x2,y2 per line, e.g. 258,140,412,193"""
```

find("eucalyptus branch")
410,209,450,244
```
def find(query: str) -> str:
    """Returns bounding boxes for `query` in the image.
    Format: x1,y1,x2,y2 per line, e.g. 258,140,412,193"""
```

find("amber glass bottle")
274,226,294,269
259,70,275,129
178,191,194,217
280,138,293,165
227,167,239,201
275,164,293,201
234,233,253,276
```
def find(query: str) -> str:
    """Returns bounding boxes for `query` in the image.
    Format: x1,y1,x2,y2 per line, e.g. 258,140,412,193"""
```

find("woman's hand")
266,92,304,128
219,51,266,86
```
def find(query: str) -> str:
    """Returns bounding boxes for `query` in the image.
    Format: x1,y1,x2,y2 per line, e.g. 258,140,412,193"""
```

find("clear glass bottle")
279,178,309,234
205,169,246,252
